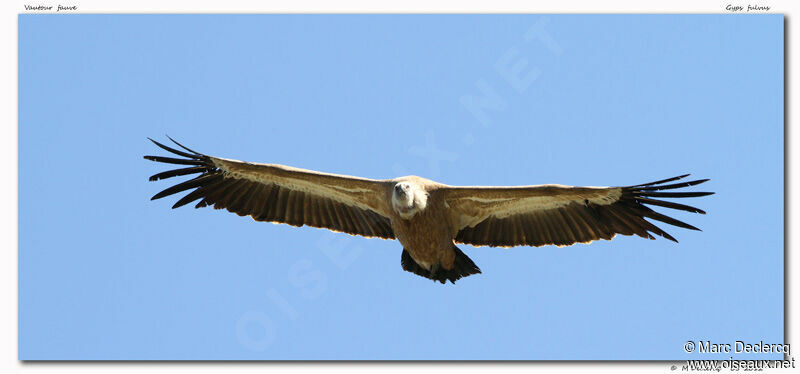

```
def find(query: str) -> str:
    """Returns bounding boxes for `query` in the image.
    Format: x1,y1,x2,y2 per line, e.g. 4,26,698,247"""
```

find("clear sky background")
19,15,783,360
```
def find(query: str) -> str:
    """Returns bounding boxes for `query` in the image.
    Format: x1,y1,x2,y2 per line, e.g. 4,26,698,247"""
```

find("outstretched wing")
144,137,395,239
443,175,712,247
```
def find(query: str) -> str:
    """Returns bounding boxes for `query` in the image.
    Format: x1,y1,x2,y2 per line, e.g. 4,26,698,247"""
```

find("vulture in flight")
145,137,713,284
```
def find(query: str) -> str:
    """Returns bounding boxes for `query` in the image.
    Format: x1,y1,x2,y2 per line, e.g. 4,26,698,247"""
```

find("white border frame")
6,1,795,373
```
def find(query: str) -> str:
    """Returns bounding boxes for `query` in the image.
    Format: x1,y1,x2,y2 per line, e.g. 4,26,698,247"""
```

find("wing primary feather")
609,207,652,239
631,215,678,242
148,138,201,159
631,179,710,192
151,174,220,200
634,206,701,231
148,166,208,181
166,135,203,155
172,189,206,209
636,191,714,198
633,197,706,214
628,174,690,187
143,155,205,166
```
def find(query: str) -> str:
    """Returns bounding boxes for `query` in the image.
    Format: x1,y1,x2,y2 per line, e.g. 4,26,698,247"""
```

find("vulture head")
392,180,428,219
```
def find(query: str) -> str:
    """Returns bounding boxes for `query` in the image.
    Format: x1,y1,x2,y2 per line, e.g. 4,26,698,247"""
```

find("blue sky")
19,14,783,360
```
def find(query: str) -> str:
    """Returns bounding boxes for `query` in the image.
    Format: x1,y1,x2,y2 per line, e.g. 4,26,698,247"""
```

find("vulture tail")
401,245,481,284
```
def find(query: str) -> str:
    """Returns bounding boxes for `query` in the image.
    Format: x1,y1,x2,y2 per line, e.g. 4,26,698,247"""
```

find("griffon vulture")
145,137,713,284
